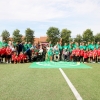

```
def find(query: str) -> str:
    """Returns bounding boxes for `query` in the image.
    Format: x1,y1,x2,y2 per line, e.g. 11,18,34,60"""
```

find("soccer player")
95,42,100,49
6,45,12,63
80,48,84,63
71,48,76,62
19,52,25,63
90,42,95,50
0,48,1,62
11,51,18,64
58,43,63,61
47,47,53,61
88,49,93,63
1,46,7,63
97,47,100,63
63,43,68,49
23,42,28,52
62,49,69,61
25,47,34,62
53,46,60,61
23,54,27,63
92,48,97,63
27,42,32,49
83,50,88,63
75,47,81,64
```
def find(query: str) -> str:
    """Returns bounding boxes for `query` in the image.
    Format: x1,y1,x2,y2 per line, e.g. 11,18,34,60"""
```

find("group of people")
0,40,33,63
46,41,100,63
0,39,100,64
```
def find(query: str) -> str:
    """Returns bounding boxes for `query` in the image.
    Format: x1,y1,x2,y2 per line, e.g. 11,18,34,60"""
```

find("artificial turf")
63,63,100,100
0,63,75,100
0,63,100,100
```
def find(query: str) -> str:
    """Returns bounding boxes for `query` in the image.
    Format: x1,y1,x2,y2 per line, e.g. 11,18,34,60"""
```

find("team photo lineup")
1,0,100,100
0,39,100,64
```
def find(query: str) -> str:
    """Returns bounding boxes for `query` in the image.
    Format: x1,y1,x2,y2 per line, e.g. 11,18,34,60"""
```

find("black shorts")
1,55,6,58
6,55,11,59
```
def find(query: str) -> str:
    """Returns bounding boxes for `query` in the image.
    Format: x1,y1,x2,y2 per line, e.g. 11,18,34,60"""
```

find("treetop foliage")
0,28,100,44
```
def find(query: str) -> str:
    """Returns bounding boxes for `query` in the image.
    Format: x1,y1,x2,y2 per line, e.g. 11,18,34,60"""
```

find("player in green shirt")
63,43,68,49
79,42,83,50
95,42,100,49
53,46,60,61
27,42,32,49
87,42,91,50
23,42,28,52
2,39,8,47
47,47,53,61
90,42,95,50
73,42,79,49
58,43,62,61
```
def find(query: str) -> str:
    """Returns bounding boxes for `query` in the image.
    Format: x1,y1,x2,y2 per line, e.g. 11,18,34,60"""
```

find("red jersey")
93,49,97,57
1,47,6,55
83,51,88,58
12,54,16,61
23,54,27,60
0,48,1,55
6,47,12,55
14,55,18,61
19,53,24,60
80,49,84,56
97,49,100,56
17,56,21,62
88,51,93,57
75,49,80,56
71,49,76,56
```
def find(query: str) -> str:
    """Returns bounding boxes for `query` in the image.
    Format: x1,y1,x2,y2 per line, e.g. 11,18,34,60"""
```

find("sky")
0,0,100,38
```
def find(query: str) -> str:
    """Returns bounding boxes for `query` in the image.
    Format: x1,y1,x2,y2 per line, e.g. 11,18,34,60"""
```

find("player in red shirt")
97,47,100,62
80,48,84,63
75,47,81,63
19,52,25,63
0,48,1,62
71,48,76,62
1,46,7,63
6,45,12,63
92,48,97,63
83,49,88,63
11,52,18,64
88,49,93,63
23,54,27,63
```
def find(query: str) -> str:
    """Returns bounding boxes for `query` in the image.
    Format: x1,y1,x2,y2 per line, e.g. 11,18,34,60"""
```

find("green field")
0,62,100,100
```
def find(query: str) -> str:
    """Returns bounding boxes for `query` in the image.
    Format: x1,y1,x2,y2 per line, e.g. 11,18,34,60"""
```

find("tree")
46,27,60,45
94,33,100,43
13,29,22,43
61,28,71,45
1,30,10,42
82,29,94,43
74,34,82,43
25,28,34,43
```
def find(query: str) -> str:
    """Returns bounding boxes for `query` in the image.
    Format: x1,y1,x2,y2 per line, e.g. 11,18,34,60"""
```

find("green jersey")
48,48,53,56
54,49,60,55
27,44,32,48
2,42,8,47
23,44,28,52
90,44,95,50
63,45,68,49
58,45,62,50
95,44,99,49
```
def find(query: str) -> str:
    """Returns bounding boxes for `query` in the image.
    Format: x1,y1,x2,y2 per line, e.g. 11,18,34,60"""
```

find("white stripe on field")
59,68,83,100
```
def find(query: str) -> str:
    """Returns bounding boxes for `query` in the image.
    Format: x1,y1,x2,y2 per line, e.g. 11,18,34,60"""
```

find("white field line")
59,68,83,100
